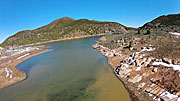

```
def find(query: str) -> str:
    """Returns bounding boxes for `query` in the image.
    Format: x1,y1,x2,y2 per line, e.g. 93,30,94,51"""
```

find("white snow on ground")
160,91,178,100
170,32,180,36
152,62,180,71
124,64,129,67
135,67,141,71
4,68,13,78
0,56,8,60
9,69,13,78
153,96,157,100
136,48,155,54
148,93,153,96
139,48,155,53
10,74,12,78
4,68,9,78
17,53,30,60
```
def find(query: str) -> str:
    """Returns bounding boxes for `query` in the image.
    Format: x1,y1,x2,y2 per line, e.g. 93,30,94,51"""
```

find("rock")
136,59,141,67
176,91,180,96
138,83,146,89
119,65,132,78
142,62,149,68
128,75,142,83
143,72,149,77
161,96,170,101
173,59,180,65
152,68,158,73
155,58,162,62
142,58,147,63
170,97,179,101
162,58,172,64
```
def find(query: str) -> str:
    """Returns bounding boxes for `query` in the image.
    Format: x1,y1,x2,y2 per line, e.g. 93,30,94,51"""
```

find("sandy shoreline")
0,35,103,90
0,49,52,90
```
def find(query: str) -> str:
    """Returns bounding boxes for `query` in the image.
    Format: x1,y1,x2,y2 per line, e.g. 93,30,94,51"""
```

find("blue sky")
0,0,180,43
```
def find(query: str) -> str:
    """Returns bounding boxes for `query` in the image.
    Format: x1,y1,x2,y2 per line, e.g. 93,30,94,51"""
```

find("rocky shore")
93,41,180,101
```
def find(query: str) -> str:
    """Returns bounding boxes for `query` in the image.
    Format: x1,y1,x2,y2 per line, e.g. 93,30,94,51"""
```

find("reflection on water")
0,37,130,101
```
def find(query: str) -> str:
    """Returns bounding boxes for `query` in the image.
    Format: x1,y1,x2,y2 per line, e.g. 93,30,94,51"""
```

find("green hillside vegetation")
1,17,131,47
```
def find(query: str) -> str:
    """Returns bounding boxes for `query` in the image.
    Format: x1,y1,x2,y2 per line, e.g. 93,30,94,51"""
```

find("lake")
0,36,130,101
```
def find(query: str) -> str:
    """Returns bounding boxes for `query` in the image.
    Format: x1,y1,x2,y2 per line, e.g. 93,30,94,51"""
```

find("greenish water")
0,37,130,101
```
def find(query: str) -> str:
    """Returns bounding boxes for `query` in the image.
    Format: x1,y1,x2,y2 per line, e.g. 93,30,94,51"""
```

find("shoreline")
92,43,145,101
107,57,141,101
0,35,103,90
92,41,180,101
0,49,52,90
96,51,134,101
21,34,104,47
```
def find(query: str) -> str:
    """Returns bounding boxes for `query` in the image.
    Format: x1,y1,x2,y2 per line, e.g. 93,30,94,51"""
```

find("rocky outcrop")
162,57,172,64
93,13,180,101
114,47,180,101
92,44,121,57
94,43,180,101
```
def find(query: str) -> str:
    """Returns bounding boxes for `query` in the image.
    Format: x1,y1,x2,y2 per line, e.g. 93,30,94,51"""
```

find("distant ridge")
1,17,132,47
141,14,180,29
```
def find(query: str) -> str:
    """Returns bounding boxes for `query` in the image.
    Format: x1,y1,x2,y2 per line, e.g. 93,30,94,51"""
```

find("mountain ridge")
140,13,180,29
1,17,132,47
2,13,180,47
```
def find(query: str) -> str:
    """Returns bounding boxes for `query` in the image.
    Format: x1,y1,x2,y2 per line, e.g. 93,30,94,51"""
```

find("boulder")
138,83,146,89
162,58,172,64
128,75,142,83
136,59,141,67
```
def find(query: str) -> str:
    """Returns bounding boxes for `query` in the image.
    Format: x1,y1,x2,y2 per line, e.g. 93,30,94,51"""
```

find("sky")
0,0,180,43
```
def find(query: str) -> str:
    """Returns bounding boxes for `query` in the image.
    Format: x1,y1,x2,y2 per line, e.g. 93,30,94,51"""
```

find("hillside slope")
140,14,180,29
137,14,180,35
94,13,180,101
1,17,132,47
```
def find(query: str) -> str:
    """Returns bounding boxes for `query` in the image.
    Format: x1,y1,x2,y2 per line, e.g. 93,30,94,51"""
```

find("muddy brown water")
0,36,130,101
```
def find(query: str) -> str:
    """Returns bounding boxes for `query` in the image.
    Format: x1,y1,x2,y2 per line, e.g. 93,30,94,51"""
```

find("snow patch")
135,67,141,71
4,68,9,78
152,62,180,71
170,32,180,36
4,68,13,78
148,93,153,96
160,91,178,100
136,48,155,54
17,53,30,60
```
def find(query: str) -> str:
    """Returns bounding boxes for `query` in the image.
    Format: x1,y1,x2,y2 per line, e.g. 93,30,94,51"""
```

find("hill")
94,13,180,101
1,17,132,47
141,14,180,28
140,14,180,32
